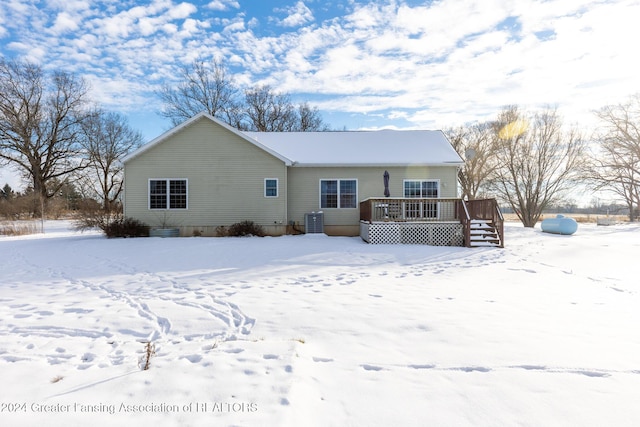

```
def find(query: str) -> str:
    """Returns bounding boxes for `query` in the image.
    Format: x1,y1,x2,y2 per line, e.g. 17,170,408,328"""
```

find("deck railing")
465,198,504,248
359,198,464,222
359,197,503,248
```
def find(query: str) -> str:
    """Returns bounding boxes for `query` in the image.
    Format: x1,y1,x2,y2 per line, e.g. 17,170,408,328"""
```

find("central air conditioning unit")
304,212,324,234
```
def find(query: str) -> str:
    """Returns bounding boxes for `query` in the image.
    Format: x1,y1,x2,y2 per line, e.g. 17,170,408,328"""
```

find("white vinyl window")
403,180,439,198
264,178,278,198
403,180,439,219
149,179,188,209
320,179,357,209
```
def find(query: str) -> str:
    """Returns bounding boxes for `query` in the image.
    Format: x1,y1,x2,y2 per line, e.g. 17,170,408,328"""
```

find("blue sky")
1,0,640,188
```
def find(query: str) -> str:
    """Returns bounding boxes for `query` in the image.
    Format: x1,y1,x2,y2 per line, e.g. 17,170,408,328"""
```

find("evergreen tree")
1,183,13,199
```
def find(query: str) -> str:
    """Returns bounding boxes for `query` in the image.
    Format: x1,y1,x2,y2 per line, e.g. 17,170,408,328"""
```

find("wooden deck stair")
469,219,502,247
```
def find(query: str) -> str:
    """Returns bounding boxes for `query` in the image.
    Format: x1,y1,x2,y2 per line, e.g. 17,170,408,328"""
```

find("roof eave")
290,162,464,167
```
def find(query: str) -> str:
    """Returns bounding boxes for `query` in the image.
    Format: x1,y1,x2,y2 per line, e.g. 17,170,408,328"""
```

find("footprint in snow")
568,369,610,378
408,364,435,370
454,366,491,373
181,354,203,363
361,364,383,371
81,353,95,362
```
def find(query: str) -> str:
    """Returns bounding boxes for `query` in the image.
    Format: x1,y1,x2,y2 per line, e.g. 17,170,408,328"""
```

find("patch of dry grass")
0,221,39,236
502,213,629,224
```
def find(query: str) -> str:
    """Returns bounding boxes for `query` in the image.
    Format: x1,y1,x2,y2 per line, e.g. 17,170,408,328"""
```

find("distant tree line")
0,180,95,220
446,96,640,225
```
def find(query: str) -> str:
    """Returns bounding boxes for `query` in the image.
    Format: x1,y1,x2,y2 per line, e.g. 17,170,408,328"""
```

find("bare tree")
243,85,328,131
158,59,328,131
243,85,297,131
585,94,640,220
0,58,90,215
490,106,586,227
78,108,143,211
297,102,328,131
445,122,498,200
158,59,240,126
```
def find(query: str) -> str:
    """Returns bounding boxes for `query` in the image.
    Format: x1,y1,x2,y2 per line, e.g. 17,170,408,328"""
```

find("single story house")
122,112,503,246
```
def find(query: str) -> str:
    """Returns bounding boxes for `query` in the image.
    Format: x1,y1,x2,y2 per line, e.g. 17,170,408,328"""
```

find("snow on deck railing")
464,198,504,248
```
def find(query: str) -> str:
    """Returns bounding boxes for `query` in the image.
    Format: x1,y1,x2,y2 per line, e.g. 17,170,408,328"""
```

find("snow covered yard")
1,221,639,426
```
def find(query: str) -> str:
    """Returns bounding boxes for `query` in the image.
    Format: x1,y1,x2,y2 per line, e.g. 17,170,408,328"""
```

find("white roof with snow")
123,113,463,167
243,130,463,167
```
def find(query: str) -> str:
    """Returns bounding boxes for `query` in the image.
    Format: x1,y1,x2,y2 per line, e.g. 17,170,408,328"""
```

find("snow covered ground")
1,221,639,426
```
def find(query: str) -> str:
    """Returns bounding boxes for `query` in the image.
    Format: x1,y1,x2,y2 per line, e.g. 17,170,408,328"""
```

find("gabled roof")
123,112,463,167
122,112,293,165
243,130,463,167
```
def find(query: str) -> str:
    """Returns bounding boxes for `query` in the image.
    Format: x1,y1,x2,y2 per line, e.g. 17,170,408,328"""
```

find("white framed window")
403,179,439,218
149,179,188,210
403,179,439,198
320,179,357,209
264,178,278,198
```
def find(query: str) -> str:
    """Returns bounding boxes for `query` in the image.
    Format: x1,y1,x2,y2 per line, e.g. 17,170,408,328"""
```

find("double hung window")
264,179,278,198
320,179,357,209
149,179,187,209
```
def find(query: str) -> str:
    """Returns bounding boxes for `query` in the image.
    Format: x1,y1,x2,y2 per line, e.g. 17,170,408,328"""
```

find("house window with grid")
264,178,278,198
403,180,439,218
404,180,439,198
149,179,188,209
320,179,357,209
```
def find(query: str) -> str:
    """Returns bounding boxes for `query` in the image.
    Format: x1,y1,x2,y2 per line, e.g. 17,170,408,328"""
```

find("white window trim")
319,178,358,209
148,178,188,210
403,179,440,198
402,179,441,219
264,178,279,198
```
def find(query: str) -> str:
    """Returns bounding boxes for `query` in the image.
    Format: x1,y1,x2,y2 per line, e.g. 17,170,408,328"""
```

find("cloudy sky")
0,0,639,143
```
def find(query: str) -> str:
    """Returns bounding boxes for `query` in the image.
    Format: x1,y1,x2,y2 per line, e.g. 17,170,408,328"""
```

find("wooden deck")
359,198,504,247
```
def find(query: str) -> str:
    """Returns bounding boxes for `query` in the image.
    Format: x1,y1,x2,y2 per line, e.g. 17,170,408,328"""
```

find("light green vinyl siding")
124,117,287,229
287,165,459,228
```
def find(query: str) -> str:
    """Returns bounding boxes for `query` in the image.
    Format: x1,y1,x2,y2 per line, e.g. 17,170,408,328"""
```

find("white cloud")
222,18,246,33
84,73,150,109
181,18,201,35
207,0,240,11
269,0,640,129
277,1,314,27
45,0,91,12
1,0,639,132
168,2,197,19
